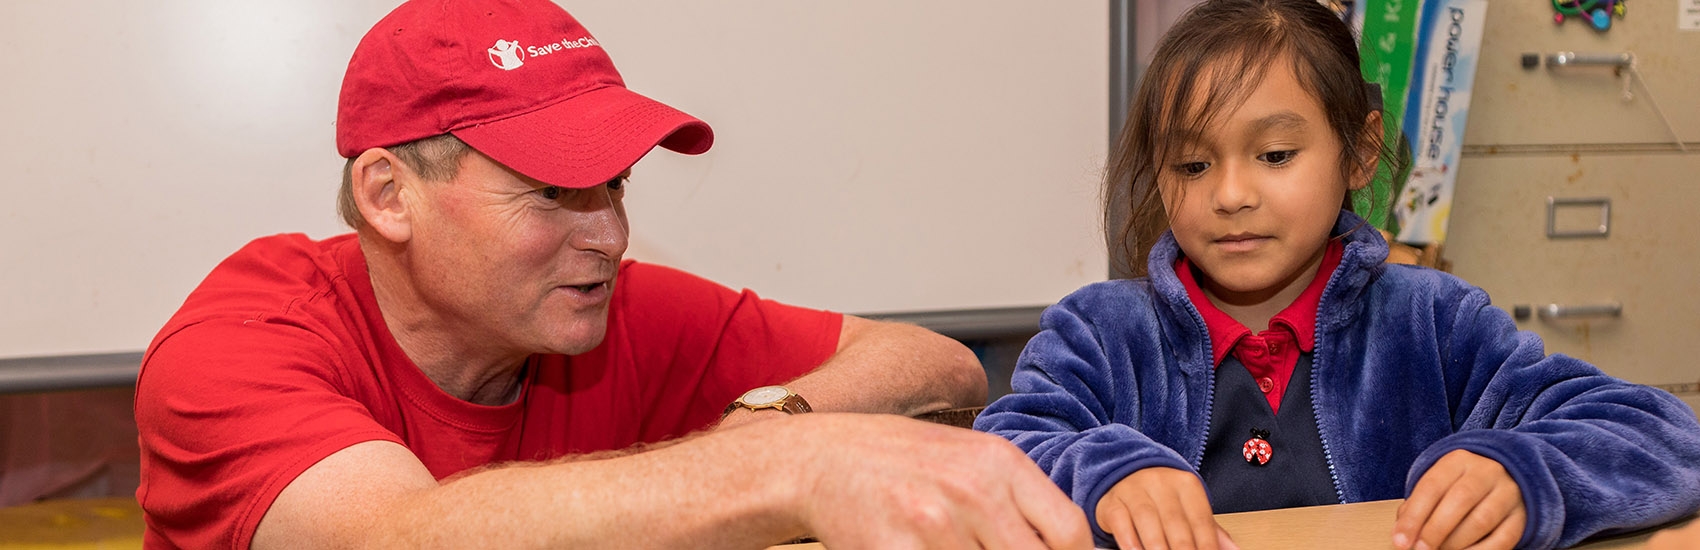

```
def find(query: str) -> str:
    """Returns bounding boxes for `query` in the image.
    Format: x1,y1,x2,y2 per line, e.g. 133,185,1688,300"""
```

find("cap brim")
451,86,713,189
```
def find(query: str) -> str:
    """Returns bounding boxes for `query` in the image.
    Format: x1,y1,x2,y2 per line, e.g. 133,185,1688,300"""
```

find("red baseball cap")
336,0,713,189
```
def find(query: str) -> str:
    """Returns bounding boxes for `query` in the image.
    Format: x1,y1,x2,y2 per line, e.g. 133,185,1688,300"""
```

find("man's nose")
570,187,628,258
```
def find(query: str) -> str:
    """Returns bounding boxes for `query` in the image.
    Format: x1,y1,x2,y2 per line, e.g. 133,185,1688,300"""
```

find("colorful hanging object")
1553,0,1626,31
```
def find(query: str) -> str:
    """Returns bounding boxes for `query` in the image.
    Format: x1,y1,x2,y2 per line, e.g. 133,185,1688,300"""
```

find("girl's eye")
1174,162,1210,176
1259,150,1296,165
606,176,626,191
538,186,563,200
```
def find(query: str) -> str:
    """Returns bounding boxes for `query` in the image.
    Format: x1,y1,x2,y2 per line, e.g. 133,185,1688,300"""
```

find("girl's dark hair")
1105,0,1408,277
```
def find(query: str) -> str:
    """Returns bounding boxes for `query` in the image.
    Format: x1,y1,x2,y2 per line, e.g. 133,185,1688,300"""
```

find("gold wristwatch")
721,385,812,418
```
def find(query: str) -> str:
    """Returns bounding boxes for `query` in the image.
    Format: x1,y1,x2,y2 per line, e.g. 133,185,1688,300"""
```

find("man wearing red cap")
133,1,1090,548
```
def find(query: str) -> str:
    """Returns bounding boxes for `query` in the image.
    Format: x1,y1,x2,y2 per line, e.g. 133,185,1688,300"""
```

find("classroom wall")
0,1,1110,360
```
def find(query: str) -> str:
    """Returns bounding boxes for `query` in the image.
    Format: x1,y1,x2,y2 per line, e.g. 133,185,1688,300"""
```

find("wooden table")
1214,499,1690,550
0,497,144,549
3,497,1688,549
769,499,1693,549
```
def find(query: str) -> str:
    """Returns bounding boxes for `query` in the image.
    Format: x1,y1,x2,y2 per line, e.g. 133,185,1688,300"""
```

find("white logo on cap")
488,39,525,70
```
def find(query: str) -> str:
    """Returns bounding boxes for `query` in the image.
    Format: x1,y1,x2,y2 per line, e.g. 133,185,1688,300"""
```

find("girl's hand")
1392,450,1526,550
1096,467,1239,550
1647,517,1700,549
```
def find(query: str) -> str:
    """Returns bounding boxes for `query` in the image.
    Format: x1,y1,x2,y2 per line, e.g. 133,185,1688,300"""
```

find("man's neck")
363,237,527,406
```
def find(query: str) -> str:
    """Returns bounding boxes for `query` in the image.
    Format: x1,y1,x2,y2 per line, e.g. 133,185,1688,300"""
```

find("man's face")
405,150,629,356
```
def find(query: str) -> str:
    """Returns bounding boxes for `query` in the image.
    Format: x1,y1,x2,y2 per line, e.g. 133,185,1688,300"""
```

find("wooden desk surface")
2,497,1687,549
770,499,1693,550
1214,499,1691,550
0,496,144,549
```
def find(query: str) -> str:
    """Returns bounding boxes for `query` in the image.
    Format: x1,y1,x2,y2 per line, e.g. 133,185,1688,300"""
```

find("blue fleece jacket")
976,211,1700,548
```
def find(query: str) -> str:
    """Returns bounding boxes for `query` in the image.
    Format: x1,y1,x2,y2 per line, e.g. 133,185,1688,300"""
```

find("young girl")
975,1,1700,549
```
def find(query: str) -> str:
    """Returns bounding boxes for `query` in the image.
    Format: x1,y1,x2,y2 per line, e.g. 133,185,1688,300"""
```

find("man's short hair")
337,134,472,229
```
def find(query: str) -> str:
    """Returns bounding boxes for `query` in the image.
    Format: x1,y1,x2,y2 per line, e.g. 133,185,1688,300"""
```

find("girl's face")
1158,56,1365,307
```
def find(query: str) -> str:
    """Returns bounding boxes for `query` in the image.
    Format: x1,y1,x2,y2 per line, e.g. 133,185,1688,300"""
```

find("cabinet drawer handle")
1537,302,1622,320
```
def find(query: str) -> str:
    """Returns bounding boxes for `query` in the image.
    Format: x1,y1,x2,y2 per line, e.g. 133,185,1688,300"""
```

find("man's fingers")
973,504,1047,550
1010,464,1092,550
974,476,1066,550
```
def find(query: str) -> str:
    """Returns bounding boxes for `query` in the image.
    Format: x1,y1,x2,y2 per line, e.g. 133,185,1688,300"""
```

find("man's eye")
538,186,563,200
1259,150,1296,165
607,176,626,191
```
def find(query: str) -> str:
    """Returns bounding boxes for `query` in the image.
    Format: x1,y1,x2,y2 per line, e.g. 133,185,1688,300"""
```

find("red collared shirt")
1175,240,1344,414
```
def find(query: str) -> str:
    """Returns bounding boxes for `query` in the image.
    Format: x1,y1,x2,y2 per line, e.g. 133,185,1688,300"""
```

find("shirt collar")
1174,239,1345,366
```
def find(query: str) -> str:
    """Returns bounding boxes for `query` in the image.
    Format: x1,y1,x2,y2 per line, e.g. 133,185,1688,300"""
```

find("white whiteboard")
0,1,1109,359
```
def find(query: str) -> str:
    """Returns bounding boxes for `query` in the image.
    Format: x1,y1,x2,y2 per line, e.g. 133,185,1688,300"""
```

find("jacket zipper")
1310,330,1346,503
1309,243,1353,503
1184,301,1217,470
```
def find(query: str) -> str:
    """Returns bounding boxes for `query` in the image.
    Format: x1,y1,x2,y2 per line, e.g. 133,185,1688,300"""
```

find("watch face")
741,385,790,406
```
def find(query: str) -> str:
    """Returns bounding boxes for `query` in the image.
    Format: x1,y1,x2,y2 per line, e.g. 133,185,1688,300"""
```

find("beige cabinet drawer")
1447,154,1699,386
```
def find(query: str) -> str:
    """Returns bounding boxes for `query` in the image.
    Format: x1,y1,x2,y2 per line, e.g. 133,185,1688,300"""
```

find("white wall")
0,1,1109,359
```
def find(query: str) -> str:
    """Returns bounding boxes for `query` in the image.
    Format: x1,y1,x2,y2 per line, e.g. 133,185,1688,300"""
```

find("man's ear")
1349,110,1385,191
350,148,412,244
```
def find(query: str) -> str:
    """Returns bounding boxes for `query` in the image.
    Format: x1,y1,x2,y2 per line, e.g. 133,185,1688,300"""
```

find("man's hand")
1392,450,1525,550
796,413,1092,549
1095,467,1237,550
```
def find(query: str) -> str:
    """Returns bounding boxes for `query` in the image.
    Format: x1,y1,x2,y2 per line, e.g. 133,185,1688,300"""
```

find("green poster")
1356,0,1421,233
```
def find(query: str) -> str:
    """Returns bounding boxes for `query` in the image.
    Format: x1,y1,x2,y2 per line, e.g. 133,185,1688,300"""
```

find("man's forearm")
781,316,986,417
259,414,1094,550
366,426,810,548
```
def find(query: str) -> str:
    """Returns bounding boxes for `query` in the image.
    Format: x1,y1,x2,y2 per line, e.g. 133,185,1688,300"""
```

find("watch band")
721,385,812,418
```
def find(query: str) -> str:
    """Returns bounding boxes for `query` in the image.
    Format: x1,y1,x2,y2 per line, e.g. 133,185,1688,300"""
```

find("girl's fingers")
1436,459,1521,550
1416,472,1493,550
1127,497,1170,550
1100,501,1139,550
1436,494,1500,550
1153,496,1197,549
1464,503,1525,550
1176,481,1221,550
1215,526,1242,550
1394,458,1464,548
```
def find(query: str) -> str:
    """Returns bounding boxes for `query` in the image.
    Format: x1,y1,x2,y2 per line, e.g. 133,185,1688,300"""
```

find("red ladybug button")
1242,428,1273,466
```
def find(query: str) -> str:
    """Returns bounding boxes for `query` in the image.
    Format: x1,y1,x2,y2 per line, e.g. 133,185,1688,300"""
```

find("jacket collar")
1146,209,1389,371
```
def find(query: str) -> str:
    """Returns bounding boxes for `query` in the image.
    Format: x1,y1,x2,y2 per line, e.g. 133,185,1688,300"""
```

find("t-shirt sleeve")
135,318,403,550
613,262,842,440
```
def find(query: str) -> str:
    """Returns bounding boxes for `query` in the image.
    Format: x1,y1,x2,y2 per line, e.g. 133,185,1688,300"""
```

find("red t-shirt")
134,233,841,549
1174,240,1343,414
